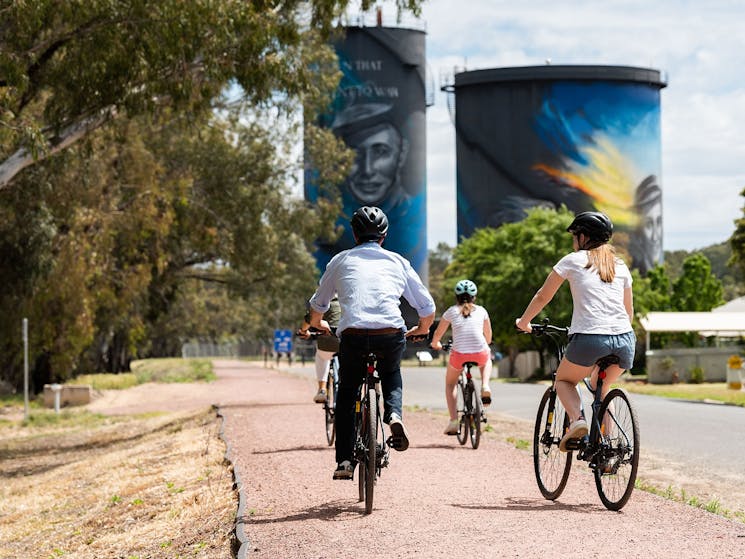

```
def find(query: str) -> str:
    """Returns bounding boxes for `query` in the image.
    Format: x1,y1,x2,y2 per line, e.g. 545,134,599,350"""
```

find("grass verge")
621,381,745,407
67,358,215,390
635,479,745,524
0,407,236,558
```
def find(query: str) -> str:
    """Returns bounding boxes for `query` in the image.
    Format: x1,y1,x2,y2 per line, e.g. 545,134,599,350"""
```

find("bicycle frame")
529,319,640,510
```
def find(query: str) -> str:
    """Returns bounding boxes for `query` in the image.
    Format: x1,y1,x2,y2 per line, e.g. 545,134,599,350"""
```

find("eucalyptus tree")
0,0,422,189
0,0,425,387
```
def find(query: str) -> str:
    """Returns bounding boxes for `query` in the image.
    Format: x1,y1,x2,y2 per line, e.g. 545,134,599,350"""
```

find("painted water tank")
451,65,667,274
305,21,428,279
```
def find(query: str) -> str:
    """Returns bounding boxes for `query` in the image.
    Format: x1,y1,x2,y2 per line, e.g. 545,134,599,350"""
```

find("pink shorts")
449,349,490,369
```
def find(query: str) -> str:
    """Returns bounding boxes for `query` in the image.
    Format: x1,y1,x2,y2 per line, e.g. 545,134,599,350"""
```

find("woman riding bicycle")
431,279,493,435
515,211,635,451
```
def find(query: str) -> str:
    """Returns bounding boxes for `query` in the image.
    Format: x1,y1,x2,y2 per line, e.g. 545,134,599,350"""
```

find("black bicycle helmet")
567,211,613,248
350,206,389,242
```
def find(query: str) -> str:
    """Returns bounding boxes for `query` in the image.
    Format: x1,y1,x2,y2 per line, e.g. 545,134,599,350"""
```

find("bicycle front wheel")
533,387,572,500
594,388,640,511
325,376,335,446
364,387,377,514
456,382,468,445
469,384,482,449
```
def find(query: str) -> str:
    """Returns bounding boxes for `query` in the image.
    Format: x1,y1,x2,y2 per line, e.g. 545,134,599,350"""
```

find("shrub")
689,366,705,384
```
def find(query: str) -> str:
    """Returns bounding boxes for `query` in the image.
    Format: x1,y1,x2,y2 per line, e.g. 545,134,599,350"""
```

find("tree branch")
0,106,116,190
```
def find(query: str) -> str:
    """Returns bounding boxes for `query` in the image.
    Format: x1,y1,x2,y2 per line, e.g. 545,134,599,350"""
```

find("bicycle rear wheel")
455,382,468,445
325,375,335,446
364,387,377,514
594,388,640,511
357,408,365,502
469,383,482,449
533,387,572,500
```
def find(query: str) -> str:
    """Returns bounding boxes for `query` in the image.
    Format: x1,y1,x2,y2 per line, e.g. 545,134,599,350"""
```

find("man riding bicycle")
309,206,435,480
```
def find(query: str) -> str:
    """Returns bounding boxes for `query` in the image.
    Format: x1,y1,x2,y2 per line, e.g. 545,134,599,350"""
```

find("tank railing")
337,11,426,31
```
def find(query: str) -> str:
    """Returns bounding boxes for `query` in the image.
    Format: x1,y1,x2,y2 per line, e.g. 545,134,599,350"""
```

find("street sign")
273,329,293,353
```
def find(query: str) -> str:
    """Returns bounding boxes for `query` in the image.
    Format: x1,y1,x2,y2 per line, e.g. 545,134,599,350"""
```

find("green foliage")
633,253,725,349
443,207,575,371
671,253,724,312
428,242,454,317
688,366,705,384
0,1,422,185
729,186,745,283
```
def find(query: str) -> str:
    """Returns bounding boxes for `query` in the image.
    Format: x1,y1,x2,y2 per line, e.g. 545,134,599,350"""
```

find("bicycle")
296,328,340,446
528,319,640,511
353,351,391,514
352,334,426,514
442,340,487,449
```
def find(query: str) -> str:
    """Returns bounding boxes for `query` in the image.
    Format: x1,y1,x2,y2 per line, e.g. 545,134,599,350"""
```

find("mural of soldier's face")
346,123,404,205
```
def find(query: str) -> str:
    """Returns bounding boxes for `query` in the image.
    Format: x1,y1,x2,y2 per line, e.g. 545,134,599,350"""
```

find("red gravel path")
90,359,745,558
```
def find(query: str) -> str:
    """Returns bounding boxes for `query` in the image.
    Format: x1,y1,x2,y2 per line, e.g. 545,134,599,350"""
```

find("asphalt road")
290,362,745,496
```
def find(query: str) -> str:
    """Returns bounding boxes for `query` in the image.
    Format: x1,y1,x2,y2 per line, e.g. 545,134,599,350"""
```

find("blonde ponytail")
460,301,474,317
585,244,617,283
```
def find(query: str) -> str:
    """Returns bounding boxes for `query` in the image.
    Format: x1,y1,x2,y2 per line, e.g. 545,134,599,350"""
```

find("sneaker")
481,386,492,405
333,460,354,480
444,419,459,435
388,414,410,451
313,389,327,404
559,419,588,452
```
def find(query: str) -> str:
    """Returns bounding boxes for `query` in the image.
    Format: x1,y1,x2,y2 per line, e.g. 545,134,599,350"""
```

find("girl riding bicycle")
515,211,635,451
431,279,493,435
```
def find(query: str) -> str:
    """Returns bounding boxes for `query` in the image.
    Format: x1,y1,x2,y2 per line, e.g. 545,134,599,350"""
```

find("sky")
374,0,745,252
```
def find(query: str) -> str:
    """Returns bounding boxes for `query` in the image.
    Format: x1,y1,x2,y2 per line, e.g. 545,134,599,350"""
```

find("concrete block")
43,384,92,407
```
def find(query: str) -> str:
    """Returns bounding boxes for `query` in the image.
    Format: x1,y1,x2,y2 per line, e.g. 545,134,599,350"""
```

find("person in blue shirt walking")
309,206,435,480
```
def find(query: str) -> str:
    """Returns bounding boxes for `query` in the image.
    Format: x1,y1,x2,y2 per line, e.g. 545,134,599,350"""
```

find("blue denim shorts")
565,332,636,369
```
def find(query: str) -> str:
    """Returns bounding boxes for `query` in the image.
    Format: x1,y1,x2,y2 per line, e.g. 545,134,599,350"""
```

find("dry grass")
0,408,237,559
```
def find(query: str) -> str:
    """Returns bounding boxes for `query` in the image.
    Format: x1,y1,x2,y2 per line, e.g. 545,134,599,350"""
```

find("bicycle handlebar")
406,333,429,344
296,327,336,339
516,317,569,337
528,323,569,336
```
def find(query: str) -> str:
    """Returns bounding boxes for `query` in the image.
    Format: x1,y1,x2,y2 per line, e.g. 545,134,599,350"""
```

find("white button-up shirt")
310,242,435,335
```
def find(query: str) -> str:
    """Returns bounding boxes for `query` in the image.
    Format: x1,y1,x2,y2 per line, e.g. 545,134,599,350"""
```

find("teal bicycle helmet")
454,279,477,297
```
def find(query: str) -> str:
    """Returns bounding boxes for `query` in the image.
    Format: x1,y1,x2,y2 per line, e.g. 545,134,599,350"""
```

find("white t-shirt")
442,304,490,353
553,251,633,335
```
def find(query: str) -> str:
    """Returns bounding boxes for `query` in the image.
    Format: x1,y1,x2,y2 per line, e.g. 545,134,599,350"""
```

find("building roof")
639,312,745,336
713,296,745,313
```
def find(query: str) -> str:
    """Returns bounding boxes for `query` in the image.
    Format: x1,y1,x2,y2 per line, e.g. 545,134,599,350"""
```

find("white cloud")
397,0,745,251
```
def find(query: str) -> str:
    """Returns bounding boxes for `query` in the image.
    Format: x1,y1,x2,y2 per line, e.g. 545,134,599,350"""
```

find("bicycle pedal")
564,438,583,451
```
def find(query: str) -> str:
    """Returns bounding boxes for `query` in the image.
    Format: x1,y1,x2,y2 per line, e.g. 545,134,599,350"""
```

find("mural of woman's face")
347,124,404,204
643,200,663,260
